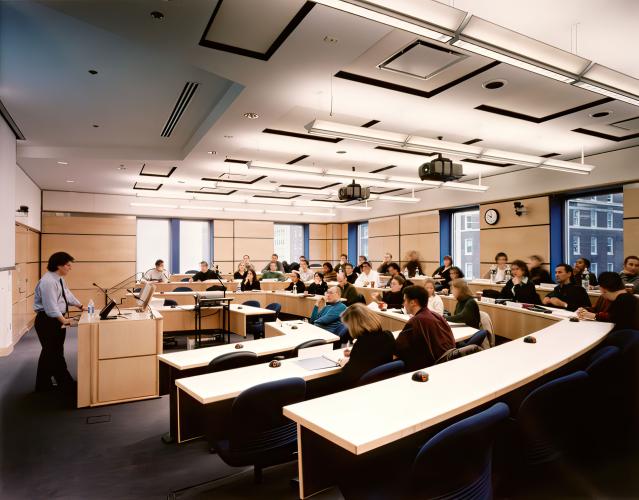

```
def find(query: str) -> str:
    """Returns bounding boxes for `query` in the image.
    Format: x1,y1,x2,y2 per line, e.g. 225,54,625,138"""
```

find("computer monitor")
138,282,156,312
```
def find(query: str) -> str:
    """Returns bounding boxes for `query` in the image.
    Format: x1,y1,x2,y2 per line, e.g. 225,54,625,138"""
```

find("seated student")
354,255,367,274
344,262,358,284
423,277,444,316
307,272,328,295
337,304,396,388
285,271,306,293
260,261,284,280
572,257,598,287
483,252,509,282
387,262,413,287
577,272,639,331
377,253,393,274
298,260,314,282
432,256,454,284
309,286,347,334
334,254,349,274
581,294,611,322
355,261,381,287
499,259,541,304
620,255,639,293
440,266,464,295
322,262,337,282
234,262,248,280
403,250,424,277
542,264,591,311
395,286,456,371
447,279,480,328
190,261,218,282
240,268,261,291
528,255,552,285
262,254,284,273
142,259,169,283
337,270,360,306
372,275,405,309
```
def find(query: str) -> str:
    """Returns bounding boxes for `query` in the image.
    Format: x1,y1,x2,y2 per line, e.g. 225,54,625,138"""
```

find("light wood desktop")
77,308,163,408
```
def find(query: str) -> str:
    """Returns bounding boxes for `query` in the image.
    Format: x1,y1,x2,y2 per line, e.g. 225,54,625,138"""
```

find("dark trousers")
34,312,74,391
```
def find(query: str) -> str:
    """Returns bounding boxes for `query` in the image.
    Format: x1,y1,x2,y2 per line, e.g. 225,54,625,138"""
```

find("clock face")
484,208,499,225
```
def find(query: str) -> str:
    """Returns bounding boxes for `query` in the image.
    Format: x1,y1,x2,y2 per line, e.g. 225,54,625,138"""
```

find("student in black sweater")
499,259,541,304
337,303,396,388
542,264,591,311
240,268,261,291
233,262,248,280
577,272,639,331
285,271,306,293
190,261,219,282
447,279,480,328
307,272,328,295
372,275,406,309
344,263,358,284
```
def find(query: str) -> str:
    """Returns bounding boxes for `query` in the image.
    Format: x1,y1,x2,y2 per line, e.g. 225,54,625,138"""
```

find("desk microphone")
93,282,122,316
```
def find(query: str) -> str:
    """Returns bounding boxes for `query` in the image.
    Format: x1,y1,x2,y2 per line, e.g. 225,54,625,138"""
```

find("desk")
77,309,163,408
284,319,613,498
158,322,339,443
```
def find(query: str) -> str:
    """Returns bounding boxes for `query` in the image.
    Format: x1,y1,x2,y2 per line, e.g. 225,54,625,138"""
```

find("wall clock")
484,208,499,225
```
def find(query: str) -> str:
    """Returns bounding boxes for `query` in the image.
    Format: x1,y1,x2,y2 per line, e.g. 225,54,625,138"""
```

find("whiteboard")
0,120,16,269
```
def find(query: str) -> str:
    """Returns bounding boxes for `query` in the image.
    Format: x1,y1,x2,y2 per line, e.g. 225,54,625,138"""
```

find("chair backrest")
185,270,198,274
462,329,488,348
334,323,350,343
481,289,501,299
163,299,178,307
292,339,327,357
265,302,282,321
411,402,510,499
173,286,193,292
355,294,366,304
357,360,405,387
586,345,621,378
230,377,306,442
180,277,190,282
478,311,495,347
208,351,258,372
206,285,226,292
517,370,589,465
242,300,261,308
437,344,482,364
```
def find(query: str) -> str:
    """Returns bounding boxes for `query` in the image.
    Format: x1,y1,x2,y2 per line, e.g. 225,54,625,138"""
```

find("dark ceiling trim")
334,61,499,100
361,119,380,128
462,158,513,167
224,158,250,164
369,165,396,174
571,127,639,142
609,115,639,129
287,154,309,164
0,99,25,140
186,189,237,195
139,164,177,178
463,138,482,145
133,182,162,191
262,128,342,143
199,1,315,61
374,145,436,157
280,182,340,190
201,175,267,184
540,152,561,158
252,194,301,200
475,97,613,124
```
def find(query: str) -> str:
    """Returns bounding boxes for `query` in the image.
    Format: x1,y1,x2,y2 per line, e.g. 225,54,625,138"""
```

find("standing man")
142,259,169,282
33,252,83,392
542,264,591,311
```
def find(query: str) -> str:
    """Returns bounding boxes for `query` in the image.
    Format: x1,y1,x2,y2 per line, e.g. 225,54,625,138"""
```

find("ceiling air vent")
161,81,199,137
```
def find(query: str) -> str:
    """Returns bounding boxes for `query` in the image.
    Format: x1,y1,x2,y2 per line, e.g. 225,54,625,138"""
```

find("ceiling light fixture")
573,81,639,107
223,207,265,214
302,211,337,217
243,112,259,119
179,205,223,211
207,151,216,155
88,69,98,75
65,180,75,183
150,11,165,21
312,0,465,42
441,181,489,192
57,161,68,165
130,202,177,208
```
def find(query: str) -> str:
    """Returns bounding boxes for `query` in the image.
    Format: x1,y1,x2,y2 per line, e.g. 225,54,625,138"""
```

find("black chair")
334,323,350,346
206,285,226,292
211,377,306,483
163,299,178,307
410,402,510,499
180,277,190,282
437,344,482,363
185,269,198,274
357,360,405,387
461,329,488,348
173,286,193,292
264,303,281,321
242,300,261,308
208,351,258,372
355,294,366,304
292,339,327,358
162,300,179,348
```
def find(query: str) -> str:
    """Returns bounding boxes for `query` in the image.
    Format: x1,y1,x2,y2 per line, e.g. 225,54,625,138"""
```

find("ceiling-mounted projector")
338,168,370,201
419,153,463,182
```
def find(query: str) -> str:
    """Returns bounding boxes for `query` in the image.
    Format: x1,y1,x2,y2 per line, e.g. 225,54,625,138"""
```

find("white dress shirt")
427,294,445,316
354,270,381,287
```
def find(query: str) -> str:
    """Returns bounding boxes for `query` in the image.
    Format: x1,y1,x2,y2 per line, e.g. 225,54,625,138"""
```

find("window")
591,262,598,275
452,209,479,280
137,218,171,275
274,224,304,264
179,220,210,273
464,238,473,255
565,192,623,272
357,222,369,259
607,262,614,272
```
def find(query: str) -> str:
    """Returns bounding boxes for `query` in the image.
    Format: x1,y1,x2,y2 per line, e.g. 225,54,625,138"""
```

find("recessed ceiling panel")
610,116,639,131
379,41,467,80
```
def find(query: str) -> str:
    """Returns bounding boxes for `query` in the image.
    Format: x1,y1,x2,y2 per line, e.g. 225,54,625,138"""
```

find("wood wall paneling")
42,234,136,262
13,224,40,345
233,220,273,238
213,237,234,261
368,236,399,264
42,213,136,235
400,212,439,234
309,224,327,240
480,196,549,229
368,216,399,237
399,233,439,262
624,187,639,257
480,226,550,265
214,219,234,237
233,238,273,262
623,187,639,218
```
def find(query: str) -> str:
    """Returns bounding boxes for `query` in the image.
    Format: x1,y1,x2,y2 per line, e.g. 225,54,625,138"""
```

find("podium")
77,309,163,408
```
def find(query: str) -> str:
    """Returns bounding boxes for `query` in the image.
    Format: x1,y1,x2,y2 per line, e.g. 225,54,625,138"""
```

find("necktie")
60,278,69,316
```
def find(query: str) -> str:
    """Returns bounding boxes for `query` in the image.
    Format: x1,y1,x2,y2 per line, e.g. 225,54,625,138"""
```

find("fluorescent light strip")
312,0,453,42
302,211,337,217
130,202,178,209
539,165,590,175
441,181,488,192
179,205,223,211
573,81,639,107
373,195,421,203
223,207,265,214
452,40,575,83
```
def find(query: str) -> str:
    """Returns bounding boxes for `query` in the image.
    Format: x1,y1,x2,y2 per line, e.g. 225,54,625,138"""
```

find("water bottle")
415,267,420,277
403,267,409,278
582,268,590,290
292,283,297,295
505,265,512,282
490,265,497,283
87,299,95,318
